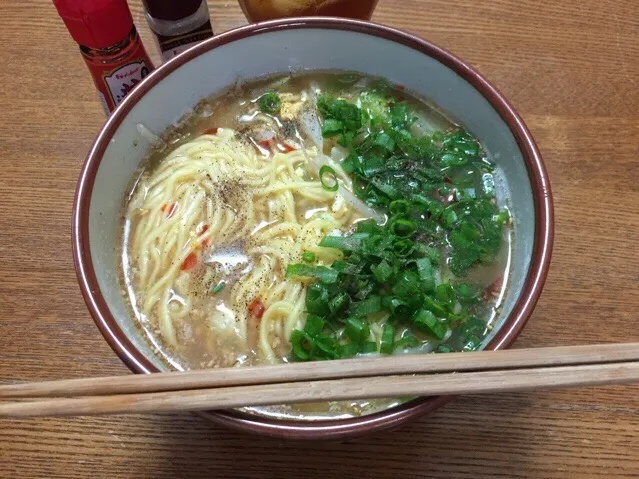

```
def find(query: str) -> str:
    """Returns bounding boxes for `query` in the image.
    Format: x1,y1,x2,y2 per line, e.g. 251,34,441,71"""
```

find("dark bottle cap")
142,0,203,21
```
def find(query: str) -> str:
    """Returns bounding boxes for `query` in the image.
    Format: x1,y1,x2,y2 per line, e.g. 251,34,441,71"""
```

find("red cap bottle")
53,0,154,114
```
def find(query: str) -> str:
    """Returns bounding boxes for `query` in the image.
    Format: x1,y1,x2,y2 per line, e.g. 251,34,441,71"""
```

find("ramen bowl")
73,18,553,439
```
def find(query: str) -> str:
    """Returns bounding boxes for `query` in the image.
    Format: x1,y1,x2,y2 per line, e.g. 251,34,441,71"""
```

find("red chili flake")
258,139,273,150
484,276,503,300
203,127,219,135
276,142,296,153
180,252,198,271
247,298,265,319
196,223,209,235
443,176,452,184
396,84,405,91
161,202,177,218
253,139,273,157
201,238,210,247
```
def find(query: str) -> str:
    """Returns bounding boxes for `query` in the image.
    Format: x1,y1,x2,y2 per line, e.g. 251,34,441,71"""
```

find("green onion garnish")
301,251,316,263
380,323,395,354
359,341,377,354
210,281,225,294
303,314,325,336
286,88,509,362
319,165,339,192
389,200,410,216
494,208,510,224
257,92,281,114
290,330,312,361
390,219,415,238
285,264,339,284
349,295,382,317
413,309,447,340
344,317,370,343
394,331,419,351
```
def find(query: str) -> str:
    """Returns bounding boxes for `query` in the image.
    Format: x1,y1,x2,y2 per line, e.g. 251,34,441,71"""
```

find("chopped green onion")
338,342,359,358
315,334,338,358
441,207,458,228
389,200,410,216
390,219,415,238
210,281,225,294
380,323,395,354
290,330,312,361
371,259,393,283
392,239,414,257
303,315,325,336
328,292,349,314
453,282,482,303
349,295,382,317
305,282,331,316
394,331,419,351
341,151,360,173
344,317,370,343
372,132,395,152
319,165,339,192
392,271,420,297
422,296,448,317
436,343,454,353
322,118,344,137
415,258,435,292
319,233,366,251
286,92,507,361
413,309,447,340
494,208,510,224
389,297,411,317
285,264,339,284
301,251,316,263
359,341,378,354
258,93,281,114
435,283,455,305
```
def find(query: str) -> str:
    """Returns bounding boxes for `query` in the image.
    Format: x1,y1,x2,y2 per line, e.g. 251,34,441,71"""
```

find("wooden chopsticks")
1,343,638,418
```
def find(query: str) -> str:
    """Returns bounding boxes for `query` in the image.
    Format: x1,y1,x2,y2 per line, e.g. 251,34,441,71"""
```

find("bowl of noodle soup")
73,18,553,439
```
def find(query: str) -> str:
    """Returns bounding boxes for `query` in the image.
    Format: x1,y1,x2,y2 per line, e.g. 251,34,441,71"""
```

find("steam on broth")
121,72,512,420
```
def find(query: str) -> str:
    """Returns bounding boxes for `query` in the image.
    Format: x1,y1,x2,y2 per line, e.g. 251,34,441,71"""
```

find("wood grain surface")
0,0,637,477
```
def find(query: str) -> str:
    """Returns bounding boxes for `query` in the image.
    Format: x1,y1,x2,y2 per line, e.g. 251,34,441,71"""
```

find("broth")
120,72,512,420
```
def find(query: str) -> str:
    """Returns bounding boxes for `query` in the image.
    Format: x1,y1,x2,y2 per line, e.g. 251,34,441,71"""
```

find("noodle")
125,127,357,363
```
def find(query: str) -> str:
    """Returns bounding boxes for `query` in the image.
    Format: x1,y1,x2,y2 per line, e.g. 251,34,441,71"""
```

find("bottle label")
157,21,213,60
103,61,152,107
84,36,154,115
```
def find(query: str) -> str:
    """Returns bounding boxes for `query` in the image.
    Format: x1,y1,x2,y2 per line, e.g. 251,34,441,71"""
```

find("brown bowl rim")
72,17,554,440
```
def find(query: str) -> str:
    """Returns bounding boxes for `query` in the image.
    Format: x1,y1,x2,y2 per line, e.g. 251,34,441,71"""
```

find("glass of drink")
238,0,379,22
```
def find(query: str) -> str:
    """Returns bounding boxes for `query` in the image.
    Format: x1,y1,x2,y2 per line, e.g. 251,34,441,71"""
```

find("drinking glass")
238,0,379,22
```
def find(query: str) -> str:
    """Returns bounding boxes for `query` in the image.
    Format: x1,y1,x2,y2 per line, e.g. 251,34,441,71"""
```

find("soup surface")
121,72,512,420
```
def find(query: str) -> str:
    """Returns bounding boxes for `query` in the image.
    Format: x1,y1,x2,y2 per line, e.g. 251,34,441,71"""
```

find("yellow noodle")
124,128,362,363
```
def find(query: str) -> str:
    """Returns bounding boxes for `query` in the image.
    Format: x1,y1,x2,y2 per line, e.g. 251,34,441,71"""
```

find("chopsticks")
1,342,638,418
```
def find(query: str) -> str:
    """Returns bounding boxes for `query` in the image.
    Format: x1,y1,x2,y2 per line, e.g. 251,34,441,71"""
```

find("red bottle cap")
53,0,134,49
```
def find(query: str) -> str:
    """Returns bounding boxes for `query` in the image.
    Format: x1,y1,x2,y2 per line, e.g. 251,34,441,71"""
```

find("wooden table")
1,0,638,477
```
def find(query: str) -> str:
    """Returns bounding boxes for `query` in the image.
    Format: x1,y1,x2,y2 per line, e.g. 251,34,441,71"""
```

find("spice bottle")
53,0,155,115
142,0,214,61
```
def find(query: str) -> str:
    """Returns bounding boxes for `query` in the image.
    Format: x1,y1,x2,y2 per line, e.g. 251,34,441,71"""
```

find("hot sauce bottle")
53,0,155,115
